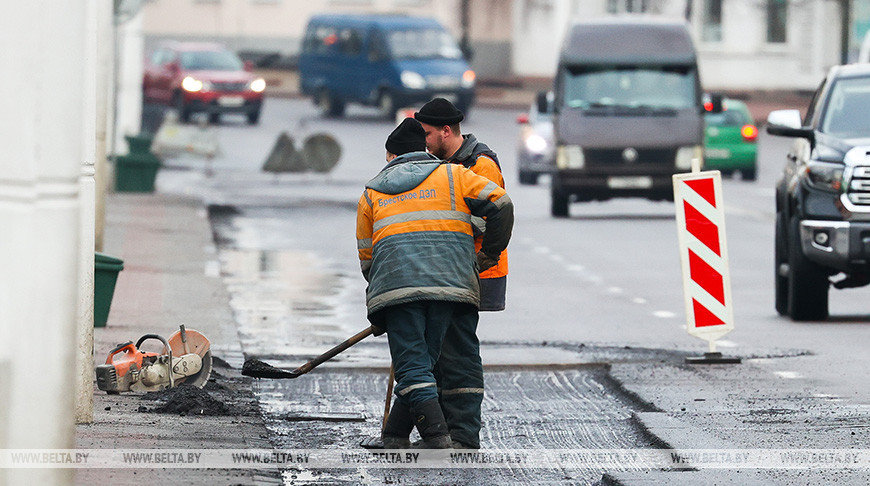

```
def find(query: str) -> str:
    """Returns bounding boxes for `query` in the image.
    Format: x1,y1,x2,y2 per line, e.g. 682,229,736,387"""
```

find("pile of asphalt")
137,360,261,417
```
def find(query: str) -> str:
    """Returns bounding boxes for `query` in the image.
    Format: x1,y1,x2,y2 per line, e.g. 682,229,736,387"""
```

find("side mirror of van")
536,91,551,114
704,93,724,114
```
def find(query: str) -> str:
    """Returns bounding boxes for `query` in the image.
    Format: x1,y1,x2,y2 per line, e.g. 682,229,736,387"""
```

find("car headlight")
249,78,266,93
525,134,549,154
805,161,844,192
181,76,204,92
401,71,426,90
461,70,476,89
557,145,584,169
676,145,703,170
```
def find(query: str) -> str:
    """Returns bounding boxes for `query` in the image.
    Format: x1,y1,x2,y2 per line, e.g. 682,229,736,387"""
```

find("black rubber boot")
381,399,413,449
411,398,452,449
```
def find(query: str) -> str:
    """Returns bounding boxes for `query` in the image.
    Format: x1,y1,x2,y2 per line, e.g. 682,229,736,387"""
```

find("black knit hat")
414,97,464,126
385,118,426,156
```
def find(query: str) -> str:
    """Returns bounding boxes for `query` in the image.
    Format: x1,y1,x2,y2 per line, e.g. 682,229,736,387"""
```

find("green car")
703,98,758,180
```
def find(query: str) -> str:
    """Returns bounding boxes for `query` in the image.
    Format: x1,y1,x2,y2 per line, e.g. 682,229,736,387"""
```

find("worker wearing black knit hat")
413,97,465,126
414,97,508,449
385,117,427,156
356,117,514,449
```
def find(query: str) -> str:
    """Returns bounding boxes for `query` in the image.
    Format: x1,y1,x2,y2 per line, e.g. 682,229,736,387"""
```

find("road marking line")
606,287,623,294
717,340,738,348
632,297,647,304
652,310,677,318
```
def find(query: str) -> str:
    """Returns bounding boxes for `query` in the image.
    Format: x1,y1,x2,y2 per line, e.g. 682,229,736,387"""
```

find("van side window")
339,28,363,57
305,25,340,55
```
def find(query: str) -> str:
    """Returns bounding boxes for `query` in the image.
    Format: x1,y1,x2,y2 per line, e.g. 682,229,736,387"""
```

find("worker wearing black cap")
414,98,508,449
356,118,514,449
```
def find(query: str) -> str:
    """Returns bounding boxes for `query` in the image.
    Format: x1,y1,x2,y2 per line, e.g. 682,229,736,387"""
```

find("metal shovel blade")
241,326,374,379
242,358,302,379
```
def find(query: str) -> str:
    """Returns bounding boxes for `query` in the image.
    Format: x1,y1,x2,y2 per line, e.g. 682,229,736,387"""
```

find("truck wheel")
551,188,569,218
316,89,345,117
786,216,829,321
377,91,395,119
774,212,789,316
173,92,191,123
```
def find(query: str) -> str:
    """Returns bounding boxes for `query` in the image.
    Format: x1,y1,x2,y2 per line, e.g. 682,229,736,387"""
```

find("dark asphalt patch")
256,364,658,485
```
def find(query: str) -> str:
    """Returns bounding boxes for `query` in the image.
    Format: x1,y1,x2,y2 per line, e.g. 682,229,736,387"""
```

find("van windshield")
387,29,464,60
562,65,696,111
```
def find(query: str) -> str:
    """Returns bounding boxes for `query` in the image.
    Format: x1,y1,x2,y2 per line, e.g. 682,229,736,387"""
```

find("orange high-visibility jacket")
356,152,514,321
448,134,509,310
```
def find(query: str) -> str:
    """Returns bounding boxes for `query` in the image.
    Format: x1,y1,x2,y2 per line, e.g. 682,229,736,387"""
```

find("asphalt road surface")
153,98,870,485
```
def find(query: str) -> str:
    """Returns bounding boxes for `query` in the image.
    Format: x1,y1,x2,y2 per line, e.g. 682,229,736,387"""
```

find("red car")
143,42,265,124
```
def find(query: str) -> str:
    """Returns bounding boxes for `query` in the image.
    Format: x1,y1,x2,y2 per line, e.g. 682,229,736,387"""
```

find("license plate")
218,96,244,107
705,148,731,159
607,176,653,189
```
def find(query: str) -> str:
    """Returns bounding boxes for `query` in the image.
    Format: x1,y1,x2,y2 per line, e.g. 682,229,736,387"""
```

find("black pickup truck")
768,63,870,321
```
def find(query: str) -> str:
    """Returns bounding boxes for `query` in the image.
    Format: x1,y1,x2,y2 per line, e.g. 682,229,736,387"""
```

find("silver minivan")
550,18,706,217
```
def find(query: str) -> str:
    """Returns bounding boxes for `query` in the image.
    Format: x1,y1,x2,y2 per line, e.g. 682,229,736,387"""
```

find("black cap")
385,118,426,156
414,97,464,126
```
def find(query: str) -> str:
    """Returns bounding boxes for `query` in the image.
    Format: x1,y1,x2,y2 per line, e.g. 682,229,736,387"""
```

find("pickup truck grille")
848,166,870,205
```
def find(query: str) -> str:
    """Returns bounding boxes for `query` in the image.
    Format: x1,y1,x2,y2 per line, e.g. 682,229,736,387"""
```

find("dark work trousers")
433,304,483,448
382,301,461,408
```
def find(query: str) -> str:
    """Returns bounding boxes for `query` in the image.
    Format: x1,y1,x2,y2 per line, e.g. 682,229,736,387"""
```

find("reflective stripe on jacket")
356,151,513,320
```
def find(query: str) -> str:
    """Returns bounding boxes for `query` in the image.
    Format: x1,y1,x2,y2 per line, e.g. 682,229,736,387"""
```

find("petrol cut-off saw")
95,325,212,393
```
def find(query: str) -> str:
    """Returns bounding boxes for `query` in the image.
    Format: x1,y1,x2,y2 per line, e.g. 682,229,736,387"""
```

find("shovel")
242,326,374,379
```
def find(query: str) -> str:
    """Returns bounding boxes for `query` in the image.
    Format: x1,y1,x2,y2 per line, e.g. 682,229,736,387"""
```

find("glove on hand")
476,250,499,273
370,324,386,336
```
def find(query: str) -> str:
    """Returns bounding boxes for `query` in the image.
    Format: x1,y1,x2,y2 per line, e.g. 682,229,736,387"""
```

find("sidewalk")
75,193,281,485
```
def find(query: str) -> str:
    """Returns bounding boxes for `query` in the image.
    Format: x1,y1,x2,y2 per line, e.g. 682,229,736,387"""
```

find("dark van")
298,14,476,118
550,18,706,217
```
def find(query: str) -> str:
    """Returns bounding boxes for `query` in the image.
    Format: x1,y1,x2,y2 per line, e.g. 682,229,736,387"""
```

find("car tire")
316,89,345,117
377,90,395,119
774,212,789,316
247,109,261,125
209,113,221,125
742,167,757,181
786,216,829,321
173,92,191,123
551,187,569,218
519,171,538,185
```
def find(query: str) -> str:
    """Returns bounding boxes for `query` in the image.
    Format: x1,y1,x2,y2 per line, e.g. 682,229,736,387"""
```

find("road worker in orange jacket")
414,98,508,448
414,98,508,311
357,118,513,448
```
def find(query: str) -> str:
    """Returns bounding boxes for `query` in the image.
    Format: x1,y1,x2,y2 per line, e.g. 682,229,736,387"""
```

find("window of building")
767,0,787,43
607,0,649,14
702,0,722,42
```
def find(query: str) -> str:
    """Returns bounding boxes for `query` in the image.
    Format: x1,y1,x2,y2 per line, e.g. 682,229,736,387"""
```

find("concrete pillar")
114,13,144,156
96,0,115,253
0,1,86,484
76,0,106,426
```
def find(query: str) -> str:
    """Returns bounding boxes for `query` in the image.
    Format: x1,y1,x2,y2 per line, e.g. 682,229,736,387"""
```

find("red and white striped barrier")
673,170,734,351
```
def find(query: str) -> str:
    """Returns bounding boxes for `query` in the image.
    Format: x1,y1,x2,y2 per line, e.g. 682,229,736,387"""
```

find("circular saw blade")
164,328,212,388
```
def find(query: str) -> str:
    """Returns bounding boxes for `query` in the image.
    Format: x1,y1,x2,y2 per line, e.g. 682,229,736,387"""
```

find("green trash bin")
115,134,161,193
94,252,124,327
